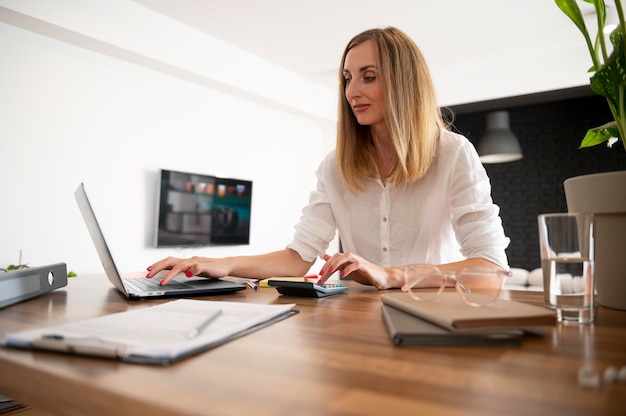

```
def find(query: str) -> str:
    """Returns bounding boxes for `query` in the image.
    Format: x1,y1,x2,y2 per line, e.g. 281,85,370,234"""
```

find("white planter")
564,171,626,310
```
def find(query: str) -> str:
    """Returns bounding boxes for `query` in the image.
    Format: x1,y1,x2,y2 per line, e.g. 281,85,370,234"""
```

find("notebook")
381,292,556,331
74,183,246,299
381,304,523,346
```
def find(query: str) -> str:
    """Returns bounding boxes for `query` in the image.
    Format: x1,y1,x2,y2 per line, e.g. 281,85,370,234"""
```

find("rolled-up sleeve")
449,139,510,269
286,154,337,262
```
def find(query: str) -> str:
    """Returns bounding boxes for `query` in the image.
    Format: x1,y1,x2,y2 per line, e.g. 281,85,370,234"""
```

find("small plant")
0,264,29,272
1,249,28,273
1,249,76,277
556,0,626,151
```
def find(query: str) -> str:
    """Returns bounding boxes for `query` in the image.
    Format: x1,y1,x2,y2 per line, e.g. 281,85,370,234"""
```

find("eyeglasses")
401,265,510,307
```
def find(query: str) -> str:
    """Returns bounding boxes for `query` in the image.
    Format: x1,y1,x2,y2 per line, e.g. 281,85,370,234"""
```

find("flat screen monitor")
155,169,252,247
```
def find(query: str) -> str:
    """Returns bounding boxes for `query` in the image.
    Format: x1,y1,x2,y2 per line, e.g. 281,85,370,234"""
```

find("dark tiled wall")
450,92,626,271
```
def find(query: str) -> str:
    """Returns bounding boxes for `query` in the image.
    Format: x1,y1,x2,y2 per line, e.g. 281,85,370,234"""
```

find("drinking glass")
538,213,594,323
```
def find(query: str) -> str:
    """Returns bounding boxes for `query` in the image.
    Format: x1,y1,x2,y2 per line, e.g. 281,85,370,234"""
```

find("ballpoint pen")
187,309,222,339
246,280,258,290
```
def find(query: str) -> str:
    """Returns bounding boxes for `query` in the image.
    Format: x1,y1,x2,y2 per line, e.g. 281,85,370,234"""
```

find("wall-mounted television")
155,169,252,247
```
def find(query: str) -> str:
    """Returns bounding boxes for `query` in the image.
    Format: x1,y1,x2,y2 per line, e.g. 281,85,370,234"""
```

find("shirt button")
382,247,388,252
382,217,388,222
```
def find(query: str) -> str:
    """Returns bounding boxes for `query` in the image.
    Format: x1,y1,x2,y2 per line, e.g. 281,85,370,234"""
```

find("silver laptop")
74,183,246,299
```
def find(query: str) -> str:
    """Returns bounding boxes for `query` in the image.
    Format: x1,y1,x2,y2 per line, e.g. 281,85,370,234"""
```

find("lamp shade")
477,111,523,164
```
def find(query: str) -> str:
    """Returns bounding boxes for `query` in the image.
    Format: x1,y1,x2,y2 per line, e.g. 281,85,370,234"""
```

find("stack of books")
381,292,556,346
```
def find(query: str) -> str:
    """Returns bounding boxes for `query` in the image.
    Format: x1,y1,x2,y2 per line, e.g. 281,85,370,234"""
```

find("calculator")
267,280,348,298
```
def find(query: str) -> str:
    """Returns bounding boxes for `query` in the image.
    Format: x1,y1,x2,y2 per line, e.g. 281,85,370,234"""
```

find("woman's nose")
345,81,359,100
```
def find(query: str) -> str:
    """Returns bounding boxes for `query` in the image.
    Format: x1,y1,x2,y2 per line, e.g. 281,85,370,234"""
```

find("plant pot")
564,171,626,310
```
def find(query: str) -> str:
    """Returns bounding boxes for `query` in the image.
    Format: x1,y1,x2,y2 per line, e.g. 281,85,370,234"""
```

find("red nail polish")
318,268,324,275
185,270,193,277
159,280,165,286
317,279,322,284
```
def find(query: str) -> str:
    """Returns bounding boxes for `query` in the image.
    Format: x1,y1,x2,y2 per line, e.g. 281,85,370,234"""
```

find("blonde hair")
336,27,446,192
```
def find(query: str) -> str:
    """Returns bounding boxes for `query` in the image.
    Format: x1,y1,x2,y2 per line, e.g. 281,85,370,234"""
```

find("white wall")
0,2,337,275
0,0,593,277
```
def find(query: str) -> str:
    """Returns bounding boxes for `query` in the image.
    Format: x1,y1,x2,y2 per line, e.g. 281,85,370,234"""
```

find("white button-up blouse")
287,129,510,270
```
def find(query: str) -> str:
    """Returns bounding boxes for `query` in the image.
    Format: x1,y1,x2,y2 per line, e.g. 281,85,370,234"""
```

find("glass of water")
538,213,594,323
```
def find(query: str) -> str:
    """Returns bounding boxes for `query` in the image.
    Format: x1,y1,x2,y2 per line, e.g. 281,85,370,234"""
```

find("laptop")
74,183,246,299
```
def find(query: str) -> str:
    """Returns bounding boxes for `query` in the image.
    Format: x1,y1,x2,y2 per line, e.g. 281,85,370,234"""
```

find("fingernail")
327,267,333,274
317,279,322,284
159,280,165,286
340,271,345,277
185,270,193,277
318,268,324,275
145,273,151,278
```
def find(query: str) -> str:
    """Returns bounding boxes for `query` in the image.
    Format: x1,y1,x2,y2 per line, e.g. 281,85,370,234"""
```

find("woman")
147,27,509,289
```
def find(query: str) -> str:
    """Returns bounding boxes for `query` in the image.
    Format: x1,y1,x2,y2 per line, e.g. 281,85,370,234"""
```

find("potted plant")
556,0,626,310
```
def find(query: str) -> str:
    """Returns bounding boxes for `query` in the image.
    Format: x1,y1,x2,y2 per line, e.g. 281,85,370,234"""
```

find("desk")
0,275,625,416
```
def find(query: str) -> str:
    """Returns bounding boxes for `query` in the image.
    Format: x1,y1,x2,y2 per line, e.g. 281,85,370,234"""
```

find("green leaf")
590,31,626,103
579,121,620,147
556,0,589,34
555,0,598,67
589,29,626,146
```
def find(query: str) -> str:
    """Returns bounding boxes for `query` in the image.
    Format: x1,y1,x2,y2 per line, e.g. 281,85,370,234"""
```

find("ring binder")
0,263,67,308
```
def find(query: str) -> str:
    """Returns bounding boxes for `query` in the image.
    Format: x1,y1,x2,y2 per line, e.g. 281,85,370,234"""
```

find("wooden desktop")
0,274,625,416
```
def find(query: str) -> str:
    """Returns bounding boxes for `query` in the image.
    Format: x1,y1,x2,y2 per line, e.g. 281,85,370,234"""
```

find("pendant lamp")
477,111,523,164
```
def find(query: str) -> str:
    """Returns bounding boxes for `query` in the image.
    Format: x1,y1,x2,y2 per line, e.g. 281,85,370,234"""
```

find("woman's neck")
371,125,394,160
371,129,396,184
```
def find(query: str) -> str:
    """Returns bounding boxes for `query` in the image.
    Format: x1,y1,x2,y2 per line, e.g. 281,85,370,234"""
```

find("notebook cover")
381,292,556,330
382,304,523,346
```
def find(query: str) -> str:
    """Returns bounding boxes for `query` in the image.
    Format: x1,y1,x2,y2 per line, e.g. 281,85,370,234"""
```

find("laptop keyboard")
124,277,193,292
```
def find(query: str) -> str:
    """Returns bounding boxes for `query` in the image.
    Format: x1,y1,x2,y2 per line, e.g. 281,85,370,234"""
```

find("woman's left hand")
317,252,402,289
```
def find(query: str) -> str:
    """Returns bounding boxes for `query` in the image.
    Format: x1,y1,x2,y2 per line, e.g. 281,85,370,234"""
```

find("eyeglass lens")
403,266,504,307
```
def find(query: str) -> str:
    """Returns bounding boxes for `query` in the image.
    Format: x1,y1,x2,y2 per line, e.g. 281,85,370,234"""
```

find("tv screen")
155,169,252,247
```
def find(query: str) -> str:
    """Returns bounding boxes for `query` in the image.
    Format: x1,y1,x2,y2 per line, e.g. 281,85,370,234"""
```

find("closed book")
381,292,556,331
382,304,523,346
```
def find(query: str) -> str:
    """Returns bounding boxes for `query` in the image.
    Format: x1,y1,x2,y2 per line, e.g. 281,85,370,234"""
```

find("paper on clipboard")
4,299,297,365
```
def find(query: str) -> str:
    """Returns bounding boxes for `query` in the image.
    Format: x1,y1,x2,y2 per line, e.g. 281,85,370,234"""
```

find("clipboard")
4,299,298,365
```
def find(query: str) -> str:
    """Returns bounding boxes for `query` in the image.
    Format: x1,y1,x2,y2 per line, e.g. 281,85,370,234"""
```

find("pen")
303,275,318,282
187,309,222,339
246,280,258,290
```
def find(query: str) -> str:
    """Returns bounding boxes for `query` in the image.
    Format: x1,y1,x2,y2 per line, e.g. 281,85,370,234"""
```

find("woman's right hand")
318,252,403,289
146,256,233,286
